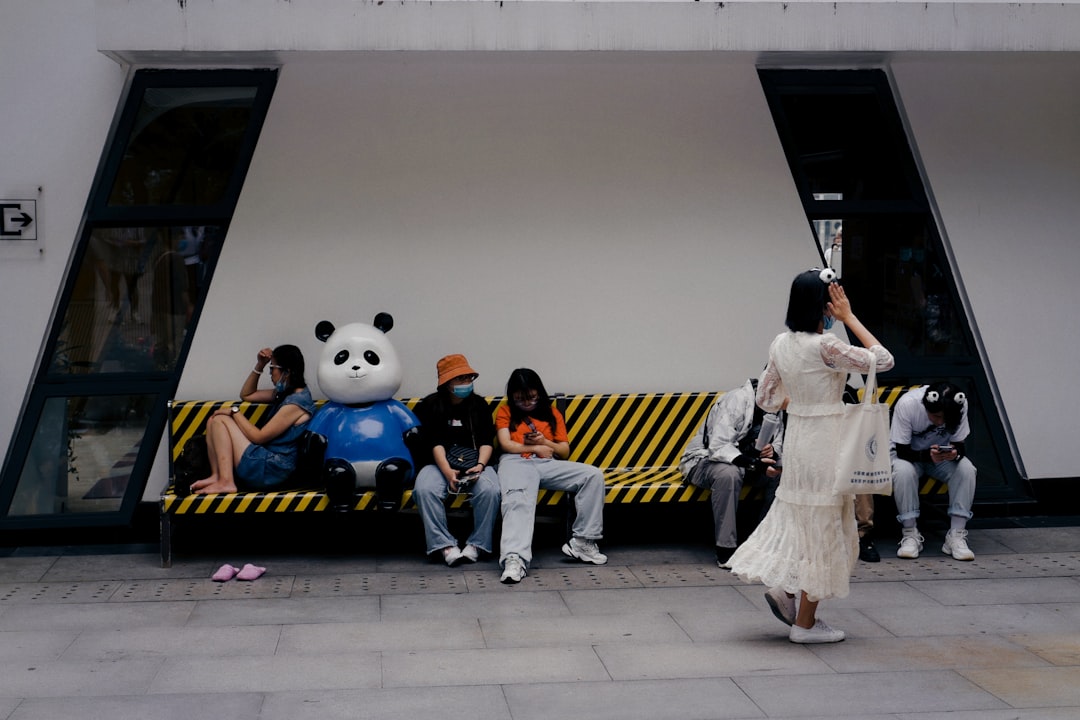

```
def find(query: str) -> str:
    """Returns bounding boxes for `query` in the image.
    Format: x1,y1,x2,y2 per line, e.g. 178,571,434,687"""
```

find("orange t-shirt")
495,404,568,457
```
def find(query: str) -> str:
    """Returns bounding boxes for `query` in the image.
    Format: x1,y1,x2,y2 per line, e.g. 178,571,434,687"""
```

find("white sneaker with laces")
460,544,480,563
897,528,924,559
500,553,527,584
943,529,975,561
442,546,464,567
562,537,608,565
764,587,797,627
789,619,845,644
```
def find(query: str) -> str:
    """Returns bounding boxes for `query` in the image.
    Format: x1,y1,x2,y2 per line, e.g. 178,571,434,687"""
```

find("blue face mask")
451,383,473,399
275,379,288,394
823,314,835,331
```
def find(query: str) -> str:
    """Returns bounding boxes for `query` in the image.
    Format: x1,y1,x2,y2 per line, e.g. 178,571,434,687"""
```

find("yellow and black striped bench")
160,387,937,566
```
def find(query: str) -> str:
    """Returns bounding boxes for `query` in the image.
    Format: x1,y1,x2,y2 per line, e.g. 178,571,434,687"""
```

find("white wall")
894,54,1080,479
0,1,124,465
181,52,817,411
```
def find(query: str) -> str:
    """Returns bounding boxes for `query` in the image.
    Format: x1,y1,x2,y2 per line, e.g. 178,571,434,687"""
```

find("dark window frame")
0,68,277,529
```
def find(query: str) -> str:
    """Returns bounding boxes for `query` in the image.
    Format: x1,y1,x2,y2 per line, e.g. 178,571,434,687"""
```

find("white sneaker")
501,553,527,584
789,619,845,644
460,544,480,563
562,537,608,565
897,528,924,559
943,529,975,561
764,587,797,627
442,546,464,567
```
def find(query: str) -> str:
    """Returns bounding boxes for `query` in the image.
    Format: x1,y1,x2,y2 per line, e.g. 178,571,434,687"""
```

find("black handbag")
173,435,211,496
446,445,480,473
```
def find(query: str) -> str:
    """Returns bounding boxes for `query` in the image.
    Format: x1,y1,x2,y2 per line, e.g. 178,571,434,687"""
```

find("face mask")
823,314,835,331
451,383,473,399
275,379,287,394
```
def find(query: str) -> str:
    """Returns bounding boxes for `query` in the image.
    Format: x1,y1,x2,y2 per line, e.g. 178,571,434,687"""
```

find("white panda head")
315,313,403,405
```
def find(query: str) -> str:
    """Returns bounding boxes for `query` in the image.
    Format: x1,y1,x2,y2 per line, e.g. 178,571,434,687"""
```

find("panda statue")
306,312,420,511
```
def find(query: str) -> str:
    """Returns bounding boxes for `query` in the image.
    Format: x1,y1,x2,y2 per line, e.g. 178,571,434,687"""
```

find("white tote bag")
833,355,893,496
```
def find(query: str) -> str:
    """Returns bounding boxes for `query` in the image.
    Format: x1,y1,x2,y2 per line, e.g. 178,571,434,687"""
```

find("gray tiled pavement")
0,524,1079,719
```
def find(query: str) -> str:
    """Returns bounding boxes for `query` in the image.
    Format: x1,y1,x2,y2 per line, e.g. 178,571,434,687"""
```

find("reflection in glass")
8,395,154,516
107,86,258,207
50,225,224,374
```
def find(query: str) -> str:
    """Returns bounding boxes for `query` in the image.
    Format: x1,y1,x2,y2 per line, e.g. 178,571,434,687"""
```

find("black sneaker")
859,536,881,563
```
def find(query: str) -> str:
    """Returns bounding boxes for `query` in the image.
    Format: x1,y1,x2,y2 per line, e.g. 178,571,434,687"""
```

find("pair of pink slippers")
212,563,266,582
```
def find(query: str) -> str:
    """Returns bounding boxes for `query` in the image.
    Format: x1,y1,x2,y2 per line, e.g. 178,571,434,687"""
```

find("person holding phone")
494,368,607,584
890,381,978,560
412,354,500,566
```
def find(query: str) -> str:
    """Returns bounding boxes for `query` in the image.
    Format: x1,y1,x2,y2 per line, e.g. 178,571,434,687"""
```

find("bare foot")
189,475,218,493
192,479,238,494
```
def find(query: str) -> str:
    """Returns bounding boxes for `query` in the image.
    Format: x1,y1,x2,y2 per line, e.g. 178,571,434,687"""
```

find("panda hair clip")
812,267,837,284
925,389,966,406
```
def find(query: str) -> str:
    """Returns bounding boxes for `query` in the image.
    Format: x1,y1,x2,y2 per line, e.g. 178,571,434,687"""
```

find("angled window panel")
0,69,277,529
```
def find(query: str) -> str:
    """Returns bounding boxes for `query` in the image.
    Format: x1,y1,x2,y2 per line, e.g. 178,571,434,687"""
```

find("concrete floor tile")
1007,632,1080,665
41,554,176,581
807,634,1050,672
260,686,512,720
7,693,264,720
379,590,569,621
0,658,162,698
149,653,381,693
277,618,485,654
0,631,77,662
861,603,1076,637
897,710,1080,720
505,678,763,720
735,579,943,611
735,669,1008,716
61,625,282,660
560,585,754,616
186,595,379,626
381,646,609,687
0,601,194,631
981,527,1080,553
481,612,690,648
961,666,1080,708
909,576,1080,605
0,699,16,719
596,639,834,680
0,558,55,583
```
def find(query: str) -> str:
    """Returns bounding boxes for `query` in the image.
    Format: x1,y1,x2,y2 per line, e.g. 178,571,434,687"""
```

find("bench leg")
160,511,172,568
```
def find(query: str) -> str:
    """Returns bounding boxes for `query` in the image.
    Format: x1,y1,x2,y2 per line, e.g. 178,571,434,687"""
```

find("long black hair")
505,368,558,432
270,344,307,408
785,269,832,333
922,381,965,434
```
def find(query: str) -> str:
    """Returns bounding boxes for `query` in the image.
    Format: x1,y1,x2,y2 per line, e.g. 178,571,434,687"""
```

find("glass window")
0,69,275,529
107,87,259,207
7,395,155,517
760,68,1022,499
51,225,224,375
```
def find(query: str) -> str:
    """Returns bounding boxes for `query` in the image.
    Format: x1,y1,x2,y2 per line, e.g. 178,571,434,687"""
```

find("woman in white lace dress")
728,269,894,644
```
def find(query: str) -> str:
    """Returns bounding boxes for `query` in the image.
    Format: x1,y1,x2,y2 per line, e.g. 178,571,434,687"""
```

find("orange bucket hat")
437,354,479,387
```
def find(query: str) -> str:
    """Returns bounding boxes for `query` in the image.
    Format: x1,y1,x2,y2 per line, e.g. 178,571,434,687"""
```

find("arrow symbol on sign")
13,212,32,228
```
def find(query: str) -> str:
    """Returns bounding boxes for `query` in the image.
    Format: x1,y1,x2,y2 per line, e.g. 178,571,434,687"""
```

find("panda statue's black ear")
374,312,394,334
315,321,335,343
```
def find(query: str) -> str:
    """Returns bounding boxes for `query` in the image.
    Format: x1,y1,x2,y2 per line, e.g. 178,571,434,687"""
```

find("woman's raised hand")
826,282,854,324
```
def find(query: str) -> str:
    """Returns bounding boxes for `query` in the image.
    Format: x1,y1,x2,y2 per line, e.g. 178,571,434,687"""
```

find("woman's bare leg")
192,416,250,494
794,592,818,629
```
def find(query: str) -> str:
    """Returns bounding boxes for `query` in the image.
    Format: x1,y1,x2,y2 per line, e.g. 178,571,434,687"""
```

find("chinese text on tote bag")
834,355,893,496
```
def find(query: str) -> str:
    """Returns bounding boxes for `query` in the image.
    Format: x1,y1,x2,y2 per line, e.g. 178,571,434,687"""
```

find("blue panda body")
307,400,419,484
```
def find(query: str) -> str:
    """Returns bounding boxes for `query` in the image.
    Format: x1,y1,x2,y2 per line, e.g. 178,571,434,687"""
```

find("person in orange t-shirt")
495,368,607,583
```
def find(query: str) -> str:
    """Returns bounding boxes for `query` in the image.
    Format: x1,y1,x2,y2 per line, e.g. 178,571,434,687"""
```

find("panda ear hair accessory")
953,392,966,405
812,267,838,284
315,320,335,343
374,312,394,334
925,390,940,403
